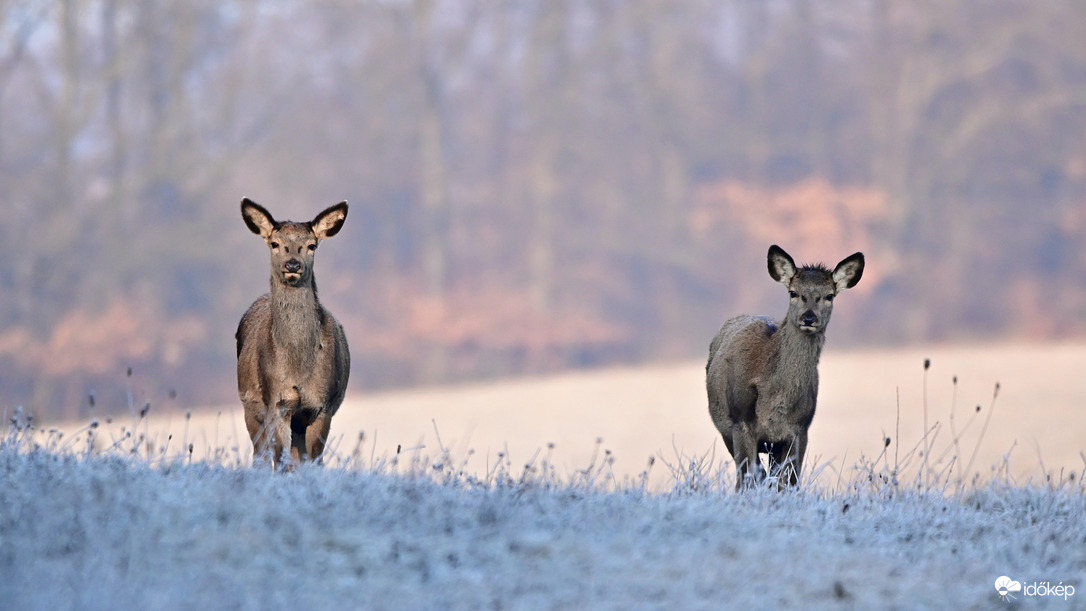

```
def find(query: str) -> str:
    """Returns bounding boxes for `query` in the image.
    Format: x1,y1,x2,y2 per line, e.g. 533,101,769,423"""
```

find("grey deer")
236,198,350,469
706,245,864,490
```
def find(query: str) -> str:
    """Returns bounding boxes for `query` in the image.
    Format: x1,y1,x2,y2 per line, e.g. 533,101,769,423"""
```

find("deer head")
241,198,348,288
768,244,864,335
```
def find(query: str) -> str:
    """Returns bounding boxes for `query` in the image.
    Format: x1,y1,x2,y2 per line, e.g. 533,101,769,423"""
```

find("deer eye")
788,291,798,299
270,241,279,249
307,244,317,252
825,294,836,302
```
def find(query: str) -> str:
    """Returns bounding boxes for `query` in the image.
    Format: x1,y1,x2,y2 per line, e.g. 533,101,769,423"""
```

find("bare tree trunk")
413,0,450,381
55,0,80,206
419,75,448,299
525,0,569,314
529,146,555,313
413,0,448,301
101,0,129,230
645,1,692,352
741,0,771,182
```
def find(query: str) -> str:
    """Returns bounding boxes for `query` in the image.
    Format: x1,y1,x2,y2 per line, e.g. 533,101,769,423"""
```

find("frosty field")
3,342,1085,609
1,438,1083,610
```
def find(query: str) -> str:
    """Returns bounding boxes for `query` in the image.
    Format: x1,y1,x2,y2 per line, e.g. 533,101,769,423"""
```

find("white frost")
1,427,1083,610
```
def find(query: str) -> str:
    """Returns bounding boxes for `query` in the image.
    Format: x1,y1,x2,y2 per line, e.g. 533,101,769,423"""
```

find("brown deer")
236,198,350,469
706,245,864,490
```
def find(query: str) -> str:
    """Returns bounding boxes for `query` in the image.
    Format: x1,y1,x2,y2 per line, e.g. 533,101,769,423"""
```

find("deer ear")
833,252,865,291
312,201,348,241
767,244,796,286
241,198,276,239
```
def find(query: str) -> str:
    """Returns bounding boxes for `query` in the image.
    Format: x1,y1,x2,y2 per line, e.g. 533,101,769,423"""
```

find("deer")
236,198,350,470
706,245,864,490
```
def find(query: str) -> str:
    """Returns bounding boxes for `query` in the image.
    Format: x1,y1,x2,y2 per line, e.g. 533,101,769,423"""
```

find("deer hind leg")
305,411,333,464
769,433,807,490
288,405,319,465
285,407,331,465
732,424,765,490
290,416,309,465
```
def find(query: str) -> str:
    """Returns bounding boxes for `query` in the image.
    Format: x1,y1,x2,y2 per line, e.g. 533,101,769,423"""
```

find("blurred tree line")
2,0,1085,419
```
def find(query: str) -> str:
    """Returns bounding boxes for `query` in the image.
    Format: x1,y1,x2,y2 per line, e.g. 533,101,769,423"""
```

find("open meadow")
51,341,1086,491
2,342,1084,608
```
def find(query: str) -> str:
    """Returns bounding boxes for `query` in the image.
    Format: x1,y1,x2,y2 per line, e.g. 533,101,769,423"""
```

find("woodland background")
2,0,1085,419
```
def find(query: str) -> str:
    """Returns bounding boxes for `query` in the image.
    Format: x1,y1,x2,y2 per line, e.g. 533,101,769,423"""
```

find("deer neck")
766,318,825,388
269,278,323,366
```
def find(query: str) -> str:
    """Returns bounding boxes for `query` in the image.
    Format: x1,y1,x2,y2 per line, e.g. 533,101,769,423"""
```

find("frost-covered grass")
1,406,1084,611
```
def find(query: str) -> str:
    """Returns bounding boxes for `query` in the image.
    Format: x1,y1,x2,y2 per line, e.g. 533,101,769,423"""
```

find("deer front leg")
273,388,302,470
245,404,291,470
244,399,272,466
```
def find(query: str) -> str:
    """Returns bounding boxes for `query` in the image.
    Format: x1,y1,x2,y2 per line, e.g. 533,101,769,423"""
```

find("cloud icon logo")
995,576,1022,600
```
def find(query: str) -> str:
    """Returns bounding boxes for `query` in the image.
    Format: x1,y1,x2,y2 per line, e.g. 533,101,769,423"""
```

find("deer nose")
284,259,302,273
801,311,817,327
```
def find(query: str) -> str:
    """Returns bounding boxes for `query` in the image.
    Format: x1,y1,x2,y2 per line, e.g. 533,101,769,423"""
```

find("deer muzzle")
799,310,818,331
282,259,304,283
